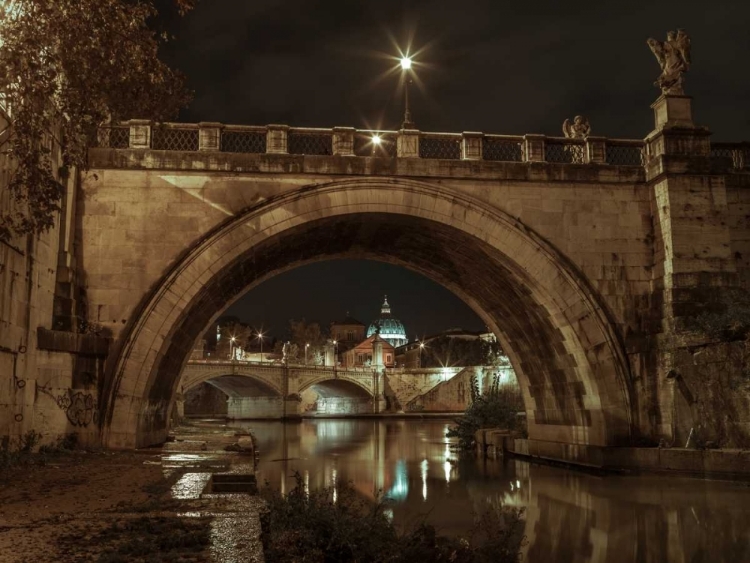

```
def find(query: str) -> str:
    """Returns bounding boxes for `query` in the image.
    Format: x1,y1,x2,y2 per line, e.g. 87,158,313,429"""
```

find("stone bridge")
4,92,750,464
179,360,466,417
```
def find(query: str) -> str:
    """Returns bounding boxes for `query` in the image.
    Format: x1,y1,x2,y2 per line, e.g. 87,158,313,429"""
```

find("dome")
367,296,407,348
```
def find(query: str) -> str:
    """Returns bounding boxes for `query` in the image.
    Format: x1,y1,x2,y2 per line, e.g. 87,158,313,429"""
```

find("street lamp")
400,56,414,129
230,336,237,361
371,133,381,156
419,341,425,368
305,343,310,365
257,331,265,363
333,339,338,377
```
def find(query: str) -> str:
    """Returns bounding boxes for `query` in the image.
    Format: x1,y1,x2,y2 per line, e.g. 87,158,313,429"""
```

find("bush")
260,473,525,563
448,375,525,450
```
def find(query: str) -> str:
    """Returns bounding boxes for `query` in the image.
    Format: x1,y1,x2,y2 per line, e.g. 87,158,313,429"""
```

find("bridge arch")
299,375,374,398
102,177,633,448
180,367,284,397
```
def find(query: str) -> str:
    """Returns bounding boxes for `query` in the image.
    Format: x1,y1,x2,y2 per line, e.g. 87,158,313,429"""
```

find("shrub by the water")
448,374,525,450
260,473,525,563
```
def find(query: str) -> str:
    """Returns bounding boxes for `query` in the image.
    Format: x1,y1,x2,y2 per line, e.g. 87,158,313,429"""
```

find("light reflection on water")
237,419,750,563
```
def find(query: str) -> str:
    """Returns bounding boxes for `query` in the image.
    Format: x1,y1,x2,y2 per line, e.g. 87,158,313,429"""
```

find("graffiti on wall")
56,391,99,427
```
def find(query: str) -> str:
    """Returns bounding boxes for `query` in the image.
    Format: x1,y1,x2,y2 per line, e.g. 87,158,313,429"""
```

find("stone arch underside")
104,179,634,448
302,378,373,399
183,373,282,398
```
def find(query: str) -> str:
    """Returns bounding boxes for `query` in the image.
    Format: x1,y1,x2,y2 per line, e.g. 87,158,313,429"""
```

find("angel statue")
647,29,691,95
562,115,591,139
562,115,590,163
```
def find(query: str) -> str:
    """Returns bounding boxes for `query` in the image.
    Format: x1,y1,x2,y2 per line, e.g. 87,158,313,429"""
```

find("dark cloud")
161,0,750,138
155,0,750,337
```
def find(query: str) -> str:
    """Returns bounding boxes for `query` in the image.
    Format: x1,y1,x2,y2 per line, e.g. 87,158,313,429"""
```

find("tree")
274,319,328,364
423,336,502,368
0,0,194,241
217,322,252,360
447,373,526,450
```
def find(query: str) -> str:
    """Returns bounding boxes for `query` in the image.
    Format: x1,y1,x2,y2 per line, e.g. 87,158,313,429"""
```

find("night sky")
156,0,750,339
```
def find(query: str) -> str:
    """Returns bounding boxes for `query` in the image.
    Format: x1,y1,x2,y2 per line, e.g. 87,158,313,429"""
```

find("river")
230,418,750,563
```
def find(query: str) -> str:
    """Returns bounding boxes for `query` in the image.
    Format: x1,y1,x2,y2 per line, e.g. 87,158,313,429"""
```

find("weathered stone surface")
3,100,749,467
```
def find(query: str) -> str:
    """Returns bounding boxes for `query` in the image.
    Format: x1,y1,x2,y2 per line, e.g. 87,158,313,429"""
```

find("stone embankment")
475,428,750,478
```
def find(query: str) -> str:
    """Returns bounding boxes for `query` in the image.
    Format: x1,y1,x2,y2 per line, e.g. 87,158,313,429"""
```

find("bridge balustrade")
710,142,750,171
94,121,749,171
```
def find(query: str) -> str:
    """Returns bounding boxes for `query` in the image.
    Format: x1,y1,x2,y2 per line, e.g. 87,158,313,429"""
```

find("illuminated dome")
367,296,407,348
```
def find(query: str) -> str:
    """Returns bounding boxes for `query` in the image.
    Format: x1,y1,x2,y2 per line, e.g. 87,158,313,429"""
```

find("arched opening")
102,178,633,448
303,379,374,416
182,374,282,418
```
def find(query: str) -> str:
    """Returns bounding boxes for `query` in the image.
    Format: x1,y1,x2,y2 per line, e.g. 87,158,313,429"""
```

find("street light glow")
400,56,412,70
372,134,381,145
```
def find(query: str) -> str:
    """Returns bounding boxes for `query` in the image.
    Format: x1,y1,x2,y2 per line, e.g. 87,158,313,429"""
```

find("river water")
233,418,750,563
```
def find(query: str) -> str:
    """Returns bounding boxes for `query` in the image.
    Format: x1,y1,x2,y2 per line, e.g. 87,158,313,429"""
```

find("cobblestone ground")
0,421,263,563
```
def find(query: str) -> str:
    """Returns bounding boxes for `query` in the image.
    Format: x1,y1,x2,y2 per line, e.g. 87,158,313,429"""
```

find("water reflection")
234,419,750,563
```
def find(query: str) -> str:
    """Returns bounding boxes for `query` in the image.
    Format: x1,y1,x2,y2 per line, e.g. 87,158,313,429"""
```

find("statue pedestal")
645,95,710,165
651,95,694,130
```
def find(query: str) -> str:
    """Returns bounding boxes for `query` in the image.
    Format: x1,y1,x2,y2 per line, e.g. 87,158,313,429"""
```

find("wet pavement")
160,423,264,562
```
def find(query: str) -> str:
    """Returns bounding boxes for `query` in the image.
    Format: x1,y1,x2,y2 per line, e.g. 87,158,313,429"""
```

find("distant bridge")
179,360,470,417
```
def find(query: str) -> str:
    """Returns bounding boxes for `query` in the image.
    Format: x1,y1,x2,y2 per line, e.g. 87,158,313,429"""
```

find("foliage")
0,0,193,241
423,336,504,368
274,318,328,364
448,374,525,450
260,472,526,563
217,321,253,359
1,431,77,472
691,288,750,342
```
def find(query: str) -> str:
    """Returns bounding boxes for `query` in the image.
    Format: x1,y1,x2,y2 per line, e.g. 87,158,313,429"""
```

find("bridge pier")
227,396,301,419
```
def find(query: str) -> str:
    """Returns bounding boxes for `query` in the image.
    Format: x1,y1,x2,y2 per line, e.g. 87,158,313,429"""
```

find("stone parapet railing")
710,142,750,171
94,121,661,167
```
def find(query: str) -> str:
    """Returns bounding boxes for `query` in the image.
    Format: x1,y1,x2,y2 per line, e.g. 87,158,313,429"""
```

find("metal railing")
92,121,748,170
221,125,267,154
606,139,645,166
96,126,130,149
545,137,586,164
711,142,749,171
288,128,333,156
482,135,524,162
152,123,199,151
419,133,462,160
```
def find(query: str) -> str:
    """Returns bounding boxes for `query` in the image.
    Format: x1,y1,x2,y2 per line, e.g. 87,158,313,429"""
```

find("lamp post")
230,336,237,361
400,56,414,129
305,343,309,366
333,339,338,377
419,341,425,368
257,331,265,363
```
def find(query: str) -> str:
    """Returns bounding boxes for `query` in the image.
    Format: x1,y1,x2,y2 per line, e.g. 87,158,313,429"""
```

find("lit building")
366,296,407,348
330,313,366,355
342,334,396,368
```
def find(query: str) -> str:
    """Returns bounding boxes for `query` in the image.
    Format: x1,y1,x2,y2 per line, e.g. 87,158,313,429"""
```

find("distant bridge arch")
180,363,284,396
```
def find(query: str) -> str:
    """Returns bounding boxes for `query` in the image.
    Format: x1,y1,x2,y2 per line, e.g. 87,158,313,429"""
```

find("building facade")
330,314,366,354
342,334,396,368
